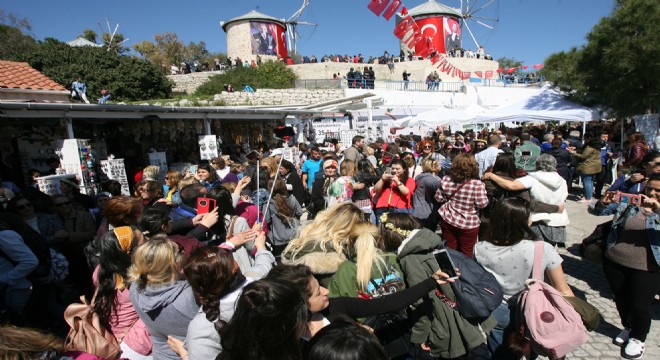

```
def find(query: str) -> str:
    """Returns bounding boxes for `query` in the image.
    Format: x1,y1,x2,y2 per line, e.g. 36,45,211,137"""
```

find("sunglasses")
16,203,33,210
423,146,433,149
650,162,660,166
53,201,71,207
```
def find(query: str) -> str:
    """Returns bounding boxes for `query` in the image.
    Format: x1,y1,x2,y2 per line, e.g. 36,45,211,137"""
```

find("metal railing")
382,80,464,92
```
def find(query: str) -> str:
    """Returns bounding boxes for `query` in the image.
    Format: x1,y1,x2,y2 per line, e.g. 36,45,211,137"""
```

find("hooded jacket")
130,281,199,360
396,228,495,359
281,240,345,288
528,171,569,226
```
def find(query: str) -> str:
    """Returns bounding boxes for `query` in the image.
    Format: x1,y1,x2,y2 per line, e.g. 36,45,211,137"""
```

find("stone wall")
211,88,345,106
168,72,217,94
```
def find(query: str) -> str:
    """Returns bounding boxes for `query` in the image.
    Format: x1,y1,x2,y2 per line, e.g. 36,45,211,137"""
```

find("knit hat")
323,159,338,169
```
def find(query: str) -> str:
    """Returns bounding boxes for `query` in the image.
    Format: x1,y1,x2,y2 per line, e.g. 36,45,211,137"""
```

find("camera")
196,197,217,214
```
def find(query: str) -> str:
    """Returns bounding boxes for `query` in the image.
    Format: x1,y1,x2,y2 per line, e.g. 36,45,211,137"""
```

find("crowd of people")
1,121,659,360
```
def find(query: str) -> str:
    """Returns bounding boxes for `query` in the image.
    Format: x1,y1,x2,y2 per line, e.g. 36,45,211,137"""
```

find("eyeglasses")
16,203,33,210
53,201,71,207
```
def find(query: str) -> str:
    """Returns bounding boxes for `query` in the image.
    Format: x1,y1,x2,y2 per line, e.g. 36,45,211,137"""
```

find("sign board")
99,159,130,196
35,174,77,196
199,135,219,160
147,152,168,182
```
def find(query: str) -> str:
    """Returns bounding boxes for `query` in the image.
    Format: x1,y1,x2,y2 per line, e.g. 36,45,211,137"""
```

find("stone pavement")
555,199,659,359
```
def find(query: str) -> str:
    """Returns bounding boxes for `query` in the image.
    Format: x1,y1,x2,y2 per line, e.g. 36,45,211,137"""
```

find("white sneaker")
613,328,630,346
623,338,645,359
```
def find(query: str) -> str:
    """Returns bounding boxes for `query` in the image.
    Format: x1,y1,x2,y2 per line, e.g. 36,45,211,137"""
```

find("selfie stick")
256,156,260,224
262,143,287,222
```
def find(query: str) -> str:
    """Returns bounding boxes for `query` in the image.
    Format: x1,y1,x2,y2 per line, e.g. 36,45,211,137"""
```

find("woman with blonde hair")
128,237,198,360
282,202,380,289
142,165,160,182
163,169,182,206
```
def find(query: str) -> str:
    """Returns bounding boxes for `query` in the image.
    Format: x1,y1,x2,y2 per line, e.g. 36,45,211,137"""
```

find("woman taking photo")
603,173,660,359
473,197,574,359
435,153,487,257
93,227,152,359
373,159,415,220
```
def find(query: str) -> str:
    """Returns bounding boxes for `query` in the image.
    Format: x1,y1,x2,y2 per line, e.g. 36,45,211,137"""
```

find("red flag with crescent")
475,71,483,78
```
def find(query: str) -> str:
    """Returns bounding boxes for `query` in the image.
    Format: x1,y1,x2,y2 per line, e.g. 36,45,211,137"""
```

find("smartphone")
384,167,392,175
432,249,459,280
196,197,216,215
521,150,531,156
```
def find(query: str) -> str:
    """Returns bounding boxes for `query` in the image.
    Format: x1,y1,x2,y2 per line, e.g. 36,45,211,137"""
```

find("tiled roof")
221,10,286,31
0,60,67,91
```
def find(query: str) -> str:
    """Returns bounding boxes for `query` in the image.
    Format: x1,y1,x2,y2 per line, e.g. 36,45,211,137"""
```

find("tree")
82,29,97,43
0,10,37,60
496,56,523,75
19,38,172,101
183,41,209,62
133,32,185,70
543,0,659,116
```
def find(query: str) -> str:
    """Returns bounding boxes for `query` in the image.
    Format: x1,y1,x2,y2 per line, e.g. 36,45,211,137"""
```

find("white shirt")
476,146,503,178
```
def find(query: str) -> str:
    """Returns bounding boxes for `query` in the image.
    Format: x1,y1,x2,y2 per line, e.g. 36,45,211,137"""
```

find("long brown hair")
269,178,294,219
0,325,64,360
184,247,238,338
166,169,183,191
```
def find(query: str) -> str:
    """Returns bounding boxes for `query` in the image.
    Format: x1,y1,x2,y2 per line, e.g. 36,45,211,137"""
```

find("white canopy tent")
474,85,597,124
398,104,487,128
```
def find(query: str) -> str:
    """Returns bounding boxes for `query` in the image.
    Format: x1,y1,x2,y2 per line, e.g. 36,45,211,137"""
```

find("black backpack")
0,218,53,283
444,247,503,321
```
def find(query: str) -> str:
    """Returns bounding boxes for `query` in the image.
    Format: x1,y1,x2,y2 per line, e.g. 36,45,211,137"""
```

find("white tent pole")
582,121,587,141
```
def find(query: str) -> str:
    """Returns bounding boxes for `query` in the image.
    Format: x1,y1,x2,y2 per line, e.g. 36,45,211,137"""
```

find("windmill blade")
473,19,495,29
288,0,311,22
468,0,496,15
462,20,480,49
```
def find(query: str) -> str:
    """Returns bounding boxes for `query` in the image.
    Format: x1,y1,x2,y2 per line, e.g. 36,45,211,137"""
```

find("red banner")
533,63,544,69
485,70,493,78
475,71,483,78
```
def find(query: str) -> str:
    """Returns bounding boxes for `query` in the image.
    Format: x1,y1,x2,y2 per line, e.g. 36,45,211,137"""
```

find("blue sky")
1,0,615,66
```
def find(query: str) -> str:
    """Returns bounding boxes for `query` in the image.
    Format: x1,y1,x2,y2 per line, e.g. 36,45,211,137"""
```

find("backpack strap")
447,181,469,201
227,216,238,239
531,241,545,280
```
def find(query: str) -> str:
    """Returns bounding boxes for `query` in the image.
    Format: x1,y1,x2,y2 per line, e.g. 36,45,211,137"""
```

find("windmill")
98,18,130,52
286,0,317,54
454,0,499,49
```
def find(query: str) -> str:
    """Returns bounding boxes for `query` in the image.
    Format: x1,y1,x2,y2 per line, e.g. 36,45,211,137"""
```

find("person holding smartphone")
373,159,416,222
474,197,573,359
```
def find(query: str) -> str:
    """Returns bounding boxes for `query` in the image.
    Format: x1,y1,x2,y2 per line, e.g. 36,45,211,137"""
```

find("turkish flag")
533,63,544,69
461,71,471,80
401,6,408,15
506,67,516,74
522,65,529,70
496,68,503,73
485,70,493,78
475,71,483,78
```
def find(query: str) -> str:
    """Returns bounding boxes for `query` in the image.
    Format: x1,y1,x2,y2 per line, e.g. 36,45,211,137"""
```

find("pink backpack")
512,241,588,359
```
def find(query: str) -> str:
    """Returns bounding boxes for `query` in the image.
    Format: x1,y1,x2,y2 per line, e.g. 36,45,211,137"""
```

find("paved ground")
555,197,659,359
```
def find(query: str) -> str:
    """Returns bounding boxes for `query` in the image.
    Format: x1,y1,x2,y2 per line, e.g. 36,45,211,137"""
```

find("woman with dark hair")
474,197,573,359
206,186,262,273
218,279,308,360
139,180,166,210
6,195,64,246
353,159,380,219
197,163,221,191
373,159,415,220
621,132,649,169
435,153,487,257
96,196,143,239
169,235,274,359
137,208,203,255
569,135,602,203
549,138,572,187
262,178,302,257
309,159,340,217
602,174,660,359
279,159,305,206
378,212,494,358
92,227,152,359
305,321,388,360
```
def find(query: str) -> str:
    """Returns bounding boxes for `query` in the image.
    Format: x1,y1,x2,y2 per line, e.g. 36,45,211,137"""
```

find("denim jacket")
606,202,660,266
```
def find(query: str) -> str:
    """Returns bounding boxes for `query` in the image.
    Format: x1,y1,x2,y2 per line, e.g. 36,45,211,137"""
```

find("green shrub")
194,60,296,96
